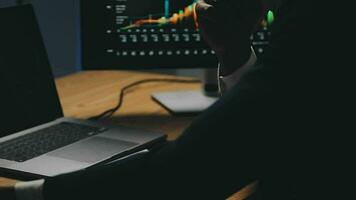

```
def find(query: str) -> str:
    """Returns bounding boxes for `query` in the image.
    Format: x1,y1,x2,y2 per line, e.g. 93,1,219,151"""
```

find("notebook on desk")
0,5,166,179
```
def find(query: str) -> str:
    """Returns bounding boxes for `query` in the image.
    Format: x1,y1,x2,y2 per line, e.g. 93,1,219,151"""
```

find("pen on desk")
83,149,150,171
75,149,150,173
104,149,150,166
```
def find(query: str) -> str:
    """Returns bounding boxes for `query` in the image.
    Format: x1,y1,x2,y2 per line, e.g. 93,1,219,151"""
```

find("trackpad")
49,137,137,163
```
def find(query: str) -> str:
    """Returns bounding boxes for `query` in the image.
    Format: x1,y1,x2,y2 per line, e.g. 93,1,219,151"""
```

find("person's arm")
195,0,263,94
196,0,265,77
218,47,257,93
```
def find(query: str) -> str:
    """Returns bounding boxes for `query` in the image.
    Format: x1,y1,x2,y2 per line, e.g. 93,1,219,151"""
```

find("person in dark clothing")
1,0,353,199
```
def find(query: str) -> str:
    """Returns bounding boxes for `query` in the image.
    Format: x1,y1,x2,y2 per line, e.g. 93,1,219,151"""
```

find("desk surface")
54,70,200,140
0,70,256,200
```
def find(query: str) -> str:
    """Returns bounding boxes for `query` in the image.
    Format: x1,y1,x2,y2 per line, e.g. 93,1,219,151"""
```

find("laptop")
0,5,166,178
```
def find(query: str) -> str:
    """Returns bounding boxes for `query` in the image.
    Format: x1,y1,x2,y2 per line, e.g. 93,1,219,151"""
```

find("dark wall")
0,0,16,7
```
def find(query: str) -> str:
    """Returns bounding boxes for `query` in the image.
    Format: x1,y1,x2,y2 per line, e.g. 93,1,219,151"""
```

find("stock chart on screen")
81,0,273,69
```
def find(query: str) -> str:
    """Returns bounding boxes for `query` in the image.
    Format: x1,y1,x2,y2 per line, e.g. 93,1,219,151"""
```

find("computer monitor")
80,0,275,114
81,0,217,70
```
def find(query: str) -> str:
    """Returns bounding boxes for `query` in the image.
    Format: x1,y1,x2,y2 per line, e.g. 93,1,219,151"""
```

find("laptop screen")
0,5,63,138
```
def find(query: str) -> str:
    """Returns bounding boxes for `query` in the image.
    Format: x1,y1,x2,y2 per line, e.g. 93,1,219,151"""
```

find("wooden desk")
54,70,200,140
0,70,256,199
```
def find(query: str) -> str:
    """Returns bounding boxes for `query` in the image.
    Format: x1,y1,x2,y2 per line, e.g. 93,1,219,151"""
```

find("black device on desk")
0,5,166,179
81,0,273,114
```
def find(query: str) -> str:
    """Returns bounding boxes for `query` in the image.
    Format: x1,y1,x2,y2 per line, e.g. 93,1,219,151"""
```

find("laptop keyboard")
0,122,107,162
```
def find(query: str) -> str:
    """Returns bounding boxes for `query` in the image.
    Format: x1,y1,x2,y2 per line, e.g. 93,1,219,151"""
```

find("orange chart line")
121,3,198,30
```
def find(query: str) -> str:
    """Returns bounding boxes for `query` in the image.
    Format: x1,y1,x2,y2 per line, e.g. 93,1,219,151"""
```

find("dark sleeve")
42,62,288,200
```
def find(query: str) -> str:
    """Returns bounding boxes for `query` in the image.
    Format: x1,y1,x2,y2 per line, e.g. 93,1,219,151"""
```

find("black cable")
88,78,201,121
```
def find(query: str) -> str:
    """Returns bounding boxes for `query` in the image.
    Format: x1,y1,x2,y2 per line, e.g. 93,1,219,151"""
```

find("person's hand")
0,185,16,200
195,0,265,76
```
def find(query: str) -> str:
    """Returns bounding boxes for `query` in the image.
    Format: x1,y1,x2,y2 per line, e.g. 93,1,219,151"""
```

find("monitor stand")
151,69,219,115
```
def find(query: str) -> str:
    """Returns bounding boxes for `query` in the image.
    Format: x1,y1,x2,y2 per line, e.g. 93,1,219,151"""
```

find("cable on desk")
88,78,201,121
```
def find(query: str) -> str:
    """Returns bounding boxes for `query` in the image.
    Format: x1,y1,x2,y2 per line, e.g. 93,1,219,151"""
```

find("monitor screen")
81,0,275,70
81,0,218,69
